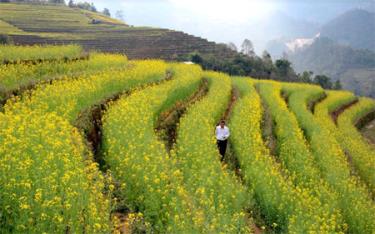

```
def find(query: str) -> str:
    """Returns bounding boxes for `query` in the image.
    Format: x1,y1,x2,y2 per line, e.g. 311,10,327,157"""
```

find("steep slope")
0,3,237,60
288,37,375,97
320,9,375,51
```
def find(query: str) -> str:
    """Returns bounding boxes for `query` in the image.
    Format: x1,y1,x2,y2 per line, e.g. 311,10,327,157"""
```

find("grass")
0,19,23,34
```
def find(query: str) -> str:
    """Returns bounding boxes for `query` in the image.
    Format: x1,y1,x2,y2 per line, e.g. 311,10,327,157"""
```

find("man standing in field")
216,120,230,161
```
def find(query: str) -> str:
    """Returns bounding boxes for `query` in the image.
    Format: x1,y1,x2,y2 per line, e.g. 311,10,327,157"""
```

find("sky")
88,0,374,53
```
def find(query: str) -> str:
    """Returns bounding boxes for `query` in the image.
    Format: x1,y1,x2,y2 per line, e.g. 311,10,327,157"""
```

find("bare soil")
356,110,375,145
74,72,173,233
155,78,209,151
308,93,327,113
113,212,131,234
330,99,359,125
223,88,265,234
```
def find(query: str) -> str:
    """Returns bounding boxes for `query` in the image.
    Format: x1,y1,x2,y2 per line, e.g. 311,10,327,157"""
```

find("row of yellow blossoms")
284,84,375,233
0,110,111,233
1,60,168,232
337,97,375,194
0,44,83,63
4,60,167,122
102,67,253,233
174,72,251,233
102,64,205,232
231,78,342,233
0,53,128,97
256,81,344,232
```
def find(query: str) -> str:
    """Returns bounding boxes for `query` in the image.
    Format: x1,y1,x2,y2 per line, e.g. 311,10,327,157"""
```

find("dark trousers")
217,139,228,161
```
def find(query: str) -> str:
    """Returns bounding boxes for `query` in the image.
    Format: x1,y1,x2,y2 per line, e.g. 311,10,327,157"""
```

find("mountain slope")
320,9,375,51
288,37,375,97
0,3,237,60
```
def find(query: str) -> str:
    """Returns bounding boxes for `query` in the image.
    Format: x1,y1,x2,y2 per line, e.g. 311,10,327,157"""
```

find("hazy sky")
88,0,374,52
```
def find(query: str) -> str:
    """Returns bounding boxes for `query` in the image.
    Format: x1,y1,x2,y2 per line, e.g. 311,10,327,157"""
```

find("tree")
262,50,271,61
262,50,273,66
226,42,237,52
0,35,12,45
90,2,96,12
299,71,314,83
68,0,74,7
73,2,97,12
190,52,203,64
241,39,255,57
115,10,124,21
314,75,333,89
102,8,111,17
334,79,342,90
275,59,291,76
48,0,65,4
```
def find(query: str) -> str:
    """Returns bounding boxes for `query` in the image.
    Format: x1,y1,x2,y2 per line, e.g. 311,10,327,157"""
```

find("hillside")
0,3,237,60
320,9,375,52
288,37,375,97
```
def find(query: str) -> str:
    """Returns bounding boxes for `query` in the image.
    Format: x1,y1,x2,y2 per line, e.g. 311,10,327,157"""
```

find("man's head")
220,120,225,128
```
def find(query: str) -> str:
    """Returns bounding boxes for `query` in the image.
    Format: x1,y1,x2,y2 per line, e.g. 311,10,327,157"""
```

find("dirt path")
74,72,173,233
221,88,242,176
357,111,375,145
308,93,327,113
331,99,359,125
113,212,131,234
223,87,265,234
155,79,209,151
260,100,277,156
222,88,239,122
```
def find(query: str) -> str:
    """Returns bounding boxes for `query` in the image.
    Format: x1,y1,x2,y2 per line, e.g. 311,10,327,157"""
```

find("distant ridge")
320,8,375,51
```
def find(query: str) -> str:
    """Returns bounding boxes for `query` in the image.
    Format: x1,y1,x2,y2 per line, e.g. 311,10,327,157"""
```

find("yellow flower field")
0,45,374,233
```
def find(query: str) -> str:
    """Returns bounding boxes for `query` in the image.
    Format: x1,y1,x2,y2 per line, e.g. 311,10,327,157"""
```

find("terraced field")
0,3,237,60
0,45,375,233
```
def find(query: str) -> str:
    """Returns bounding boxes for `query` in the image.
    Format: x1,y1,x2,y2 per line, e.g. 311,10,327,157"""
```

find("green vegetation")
0,53,127,103
0,44,82,63
230,79,338,233
337,97,375,194
102,64,204,232
284,85,375,233
1,44,375,233
0,109,112,233
189,52,299,82
174,72,250,233
257,81,343,231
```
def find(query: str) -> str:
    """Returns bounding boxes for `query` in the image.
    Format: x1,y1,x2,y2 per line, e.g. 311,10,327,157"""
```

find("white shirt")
216,125,230,141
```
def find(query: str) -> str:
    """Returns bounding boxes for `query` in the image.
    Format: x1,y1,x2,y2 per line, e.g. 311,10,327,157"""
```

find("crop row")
257,81,343,231
337,97,375,194
284,84,375,233
0,109,111,233
4,60,166,122
230,78,341,233
0,44,83,63
0,60,169,232
0,53,128,103
102,64,204,232
173,72,251,233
